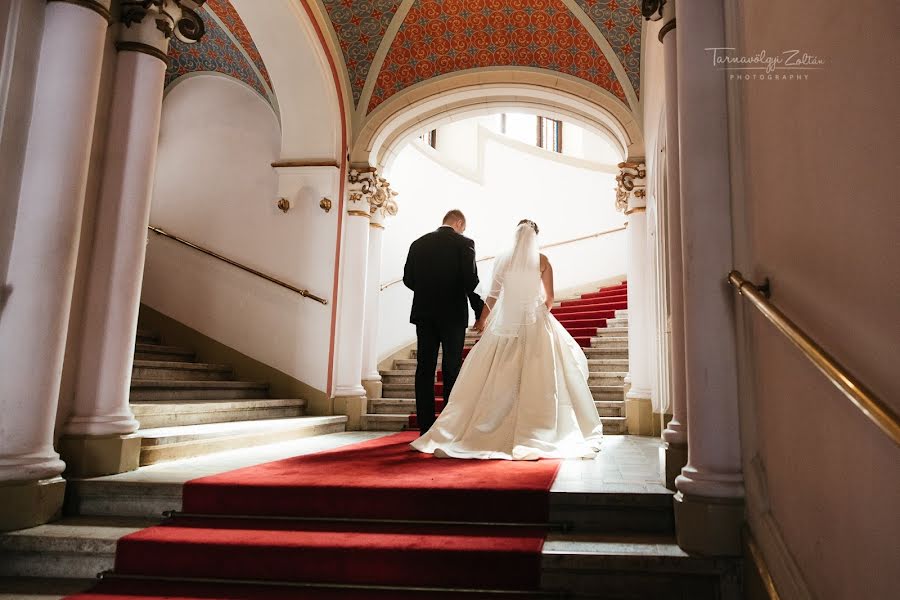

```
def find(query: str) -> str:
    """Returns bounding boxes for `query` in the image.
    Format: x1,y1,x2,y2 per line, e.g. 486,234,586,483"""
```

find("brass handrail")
728,270,898,446
147,226,328,305
380,225,627,291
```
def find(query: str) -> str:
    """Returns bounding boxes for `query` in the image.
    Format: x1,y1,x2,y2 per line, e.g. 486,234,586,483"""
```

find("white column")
673,0,744,556
332,169,375,429
659,0,689,490
617,162,654,435
59,2,206,476
0,0,111,529
360,178,398,401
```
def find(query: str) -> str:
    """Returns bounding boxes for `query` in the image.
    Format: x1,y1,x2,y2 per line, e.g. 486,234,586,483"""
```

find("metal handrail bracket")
728,270,898,446
148,226,328,305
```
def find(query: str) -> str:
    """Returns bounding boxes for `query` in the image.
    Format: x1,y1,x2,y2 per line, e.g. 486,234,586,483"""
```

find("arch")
352,69,643,170
228,0,346,161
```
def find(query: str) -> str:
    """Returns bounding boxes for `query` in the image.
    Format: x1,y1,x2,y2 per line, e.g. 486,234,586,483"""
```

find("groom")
403,209,484,434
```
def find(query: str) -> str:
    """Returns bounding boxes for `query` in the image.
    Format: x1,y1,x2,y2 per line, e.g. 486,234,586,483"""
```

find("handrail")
147,226,328,305
380,225,626,291
728,270,898,446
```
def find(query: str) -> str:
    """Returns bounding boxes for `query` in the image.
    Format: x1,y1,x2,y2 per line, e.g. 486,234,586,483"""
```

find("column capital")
347,168,377,218
615,159,647,213
369,175,399,228
116,0,207,62
641,0,666,21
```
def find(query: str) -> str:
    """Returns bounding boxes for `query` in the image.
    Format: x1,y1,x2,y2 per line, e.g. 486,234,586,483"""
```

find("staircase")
365,282,630,433
130,327,346,465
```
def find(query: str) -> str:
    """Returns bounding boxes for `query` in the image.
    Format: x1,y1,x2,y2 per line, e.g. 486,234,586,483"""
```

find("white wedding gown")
411,225,603,461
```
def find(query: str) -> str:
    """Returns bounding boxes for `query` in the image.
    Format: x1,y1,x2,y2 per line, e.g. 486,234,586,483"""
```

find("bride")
411,219,603,460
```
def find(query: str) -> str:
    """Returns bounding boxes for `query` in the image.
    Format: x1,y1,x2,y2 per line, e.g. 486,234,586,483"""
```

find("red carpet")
67,432,560,599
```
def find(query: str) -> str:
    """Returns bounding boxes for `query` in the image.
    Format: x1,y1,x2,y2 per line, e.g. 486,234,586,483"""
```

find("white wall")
726,1,900,598
377,122,626,359
143,74,339,393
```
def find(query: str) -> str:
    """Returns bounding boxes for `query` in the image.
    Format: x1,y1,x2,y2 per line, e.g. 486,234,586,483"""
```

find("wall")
377,122,627,359
726,1,900,598
142,74,339,402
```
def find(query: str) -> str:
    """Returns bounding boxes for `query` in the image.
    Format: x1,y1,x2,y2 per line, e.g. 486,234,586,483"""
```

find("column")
332,168,375,430
658,0,689,491
360,177,399,401
673,0,744,555
616,161,654,436
59,1,207,477
0,0,111,532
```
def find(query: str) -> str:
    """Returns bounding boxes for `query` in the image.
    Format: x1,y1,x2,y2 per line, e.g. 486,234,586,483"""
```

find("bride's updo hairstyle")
518,219,539,235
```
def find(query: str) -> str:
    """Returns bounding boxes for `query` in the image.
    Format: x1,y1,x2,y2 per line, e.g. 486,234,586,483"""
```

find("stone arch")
352,69,643,171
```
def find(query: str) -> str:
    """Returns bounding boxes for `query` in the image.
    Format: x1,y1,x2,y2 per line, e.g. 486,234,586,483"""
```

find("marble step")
541,533,739,599
132,398,306,429
588,373,627,386
133,342,194,362
363,412,628,434
138,415,347,465
606,318,629,328
370,398,624,418
132,360,234,382
135,328,159,344
595,326,629,337
129,379,269,401
590,336,629,347
0,516,157,579
587,358,630,372
379,366,626,385
591,385,625,401
584,347,628,359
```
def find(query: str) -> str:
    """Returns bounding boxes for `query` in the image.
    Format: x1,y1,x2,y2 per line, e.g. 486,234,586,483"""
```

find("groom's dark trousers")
404,226,484,434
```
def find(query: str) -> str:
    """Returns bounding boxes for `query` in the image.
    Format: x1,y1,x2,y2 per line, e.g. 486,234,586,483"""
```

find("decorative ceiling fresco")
166,0,279,115
318,0,643,115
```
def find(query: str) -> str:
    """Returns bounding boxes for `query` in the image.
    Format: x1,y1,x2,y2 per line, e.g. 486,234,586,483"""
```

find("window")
419,129,437,148
537,117,563,153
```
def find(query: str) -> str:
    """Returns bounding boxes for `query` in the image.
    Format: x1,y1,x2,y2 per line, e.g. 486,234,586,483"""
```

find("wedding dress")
411,223,603,460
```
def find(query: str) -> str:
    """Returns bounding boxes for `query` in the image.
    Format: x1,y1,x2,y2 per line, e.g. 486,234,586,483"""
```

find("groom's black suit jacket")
403,226,485,327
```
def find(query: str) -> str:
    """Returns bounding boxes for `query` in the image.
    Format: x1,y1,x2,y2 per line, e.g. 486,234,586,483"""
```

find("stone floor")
0,432,671,599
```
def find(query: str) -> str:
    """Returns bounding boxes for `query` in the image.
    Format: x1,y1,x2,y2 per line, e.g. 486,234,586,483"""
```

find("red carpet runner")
67,432,561,599
411,281,628,429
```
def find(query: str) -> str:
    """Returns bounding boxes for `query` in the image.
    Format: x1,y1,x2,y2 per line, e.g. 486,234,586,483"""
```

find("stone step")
129,379,269,401
595,327,629,337
587,358,630,372
132,398,307,429
370,398,624,418
591,385,624,401
133,342,194,362
363,412,628,434
132,359,234,382
588,373,627,386
590,336,629,347
135,328,159,344
584,347,629,359
380,365,628,385
137,415,347,465
541,533,737,599
0,516,157,579
606,318,628,328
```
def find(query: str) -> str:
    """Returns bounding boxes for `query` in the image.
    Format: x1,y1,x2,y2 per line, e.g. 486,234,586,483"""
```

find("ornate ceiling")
321,0,643,115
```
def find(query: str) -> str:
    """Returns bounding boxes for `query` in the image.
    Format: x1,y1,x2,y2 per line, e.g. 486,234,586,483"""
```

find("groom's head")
442,209,466,234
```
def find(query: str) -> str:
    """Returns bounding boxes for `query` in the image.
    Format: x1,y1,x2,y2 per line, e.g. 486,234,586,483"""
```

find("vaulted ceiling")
320,0,643,115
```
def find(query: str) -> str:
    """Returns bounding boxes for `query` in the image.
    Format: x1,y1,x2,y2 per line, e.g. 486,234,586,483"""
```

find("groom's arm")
462,237,484,320
403,245,416,290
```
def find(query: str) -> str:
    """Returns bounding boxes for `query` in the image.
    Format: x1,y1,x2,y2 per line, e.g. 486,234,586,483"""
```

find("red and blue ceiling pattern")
321,0,404,105
166,0,278,114
367,0,626,113
571,0,642,96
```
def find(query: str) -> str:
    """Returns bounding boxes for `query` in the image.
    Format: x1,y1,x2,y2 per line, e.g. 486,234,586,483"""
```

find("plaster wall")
143,75,339,394
726,1,900,597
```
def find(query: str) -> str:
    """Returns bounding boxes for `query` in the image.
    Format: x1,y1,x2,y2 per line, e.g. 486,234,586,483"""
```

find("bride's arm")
473,257,505,331
541,254,554,310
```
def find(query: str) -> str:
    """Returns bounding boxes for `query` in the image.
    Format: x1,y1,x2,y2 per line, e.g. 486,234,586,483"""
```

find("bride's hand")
473,317,486,333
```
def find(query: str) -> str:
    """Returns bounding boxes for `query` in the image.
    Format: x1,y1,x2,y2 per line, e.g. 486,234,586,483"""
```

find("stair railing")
728,270,898,446
379,225,627,291
147,226,328,305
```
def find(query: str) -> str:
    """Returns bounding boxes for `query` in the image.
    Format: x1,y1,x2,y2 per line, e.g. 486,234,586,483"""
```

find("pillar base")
625,392,653,436
58,433,141,477
361,379,382,401
664,442,688,491
674,491,744,556
0,477,66,532
651,412,671,437
332,395,368,431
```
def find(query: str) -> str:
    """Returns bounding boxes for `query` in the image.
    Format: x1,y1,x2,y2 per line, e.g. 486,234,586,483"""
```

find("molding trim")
369,222,384,229
658,18,676,42
47,0,112,23
746,527,781,600
115,41,170,65
272,159,340,169
347,209,370,218
625,206,647,215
